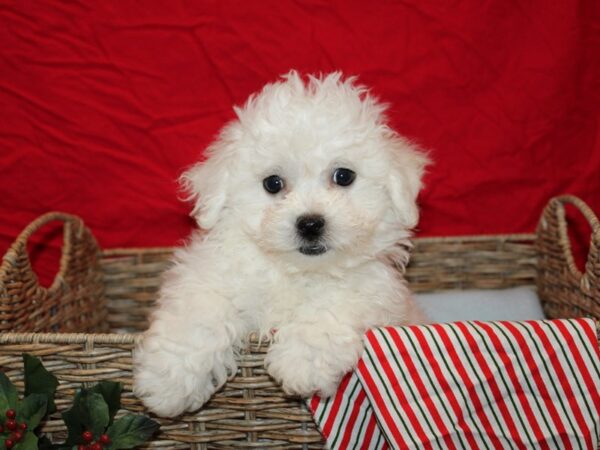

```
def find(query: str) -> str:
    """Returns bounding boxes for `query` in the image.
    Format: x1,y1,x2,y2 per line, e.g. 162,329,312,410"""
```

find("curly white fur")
133,71,429,417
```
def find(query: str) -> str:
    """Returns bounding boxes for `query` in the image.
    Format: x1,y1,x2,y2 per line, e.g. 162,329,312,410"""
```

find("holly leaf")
63,391,109,445
83,392,110,436
62,390,86,445
90,382,121,425
106,414,160,449
23,354,58,414
17,393,48,429
17,394,48,430
13,431,38,450
0,372,18,415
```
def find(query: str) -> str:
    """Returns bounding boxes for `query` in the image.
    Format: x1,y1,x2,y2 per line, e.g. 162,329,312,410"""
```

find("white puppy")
133,71,429,417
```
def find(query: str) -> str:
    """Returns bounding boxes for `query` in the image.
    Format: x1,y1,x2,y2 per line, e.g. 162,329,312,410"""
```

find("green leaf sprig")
1,355,159,450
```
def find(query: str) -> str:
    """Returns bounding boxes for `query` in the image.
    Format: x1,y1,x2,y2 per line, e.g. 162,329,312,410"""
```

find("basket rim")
0,332,140,344
2,317,597,344
99,233,537,256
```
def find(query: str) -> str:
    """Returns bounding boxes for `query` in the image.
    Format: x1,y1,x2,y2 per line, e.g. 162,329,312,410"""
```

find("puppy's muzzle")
296,214,325,239
296,214,327,256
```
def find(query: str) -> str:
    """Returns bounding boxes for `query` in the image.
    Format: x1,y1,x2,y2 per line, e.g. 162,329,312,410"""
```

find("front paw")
133,364,213,417
265,331,361,398
133,335,236,417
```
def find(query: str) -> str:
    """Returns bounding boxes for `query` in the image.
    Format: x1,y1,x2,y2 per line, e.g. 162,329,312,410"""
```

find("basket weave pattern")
0,213,105,333
1,197,599,449
537,196,600,320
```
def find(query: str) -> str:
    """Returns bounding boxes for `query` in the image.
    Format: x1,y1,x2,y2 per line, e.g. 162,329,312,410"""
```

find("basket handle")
538,195,600,287
4,212,94,293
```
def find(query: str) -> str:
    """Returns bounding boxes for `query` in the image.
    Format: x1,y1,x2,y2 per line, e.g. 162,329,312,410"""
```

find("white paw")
264,328,361,398
133,334,236,417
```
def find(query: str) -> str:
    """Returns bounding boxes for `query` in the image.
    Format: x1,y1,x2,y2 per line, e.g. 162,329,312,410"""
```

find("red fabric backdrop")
1,1,599,284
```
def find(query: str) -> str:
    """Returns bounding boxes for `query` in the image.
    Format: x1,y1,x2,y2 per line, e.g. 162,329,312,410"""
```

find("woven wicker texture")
0,333,323,449
537,195,600,320
0,196,598,449
0,212,105,333
101,248,172,333
101,236,538,333
405,234,537,292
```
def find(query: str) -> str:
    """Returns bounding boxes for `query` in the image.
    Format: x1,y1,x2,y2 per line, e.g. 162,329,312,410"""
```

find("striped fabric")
309,319,600,450
311,372,387,450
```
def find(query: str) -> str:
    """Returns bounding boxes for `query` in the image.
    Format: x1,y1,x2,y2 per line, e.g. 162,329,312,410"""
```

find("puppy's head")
181,71,429,270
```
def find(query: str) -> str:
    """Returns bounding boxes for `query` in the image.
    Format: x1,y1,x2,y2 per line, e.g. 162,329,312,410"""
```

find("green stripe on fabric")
317,395,331,424
447,325,513,449
397,327,468,450
567,319,600,380
565,319,600,443
373,429,383,450
467,322,537,448
363,340,420,448
329,376,361,448
489,322,559,448
423,325,492,450
565,319,600,385
515,322,582,450
543,322,596,433
355,401,371,447
376,328,443,447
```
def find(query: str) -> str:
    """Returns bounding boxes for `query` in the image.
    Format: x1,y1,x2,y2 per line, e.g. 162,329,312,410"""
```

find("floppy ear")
179,139,233,230
386,137,430,229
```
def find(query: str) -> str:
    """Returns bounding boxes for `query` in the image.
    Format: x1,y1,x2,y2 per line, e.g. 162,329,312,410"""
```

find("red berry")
0,424,4,433
5,439,14,449
82,430,94,442
5,409,16,419
90,443,102,450
11,431,23,441
78,446,89,450
6,419,17,430
19,422,27,431
99,434,111,444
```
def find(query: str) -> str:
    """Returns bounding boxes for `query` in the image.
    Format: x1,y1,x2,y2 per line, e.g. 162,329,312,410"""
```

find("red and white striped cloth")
309,319,600,449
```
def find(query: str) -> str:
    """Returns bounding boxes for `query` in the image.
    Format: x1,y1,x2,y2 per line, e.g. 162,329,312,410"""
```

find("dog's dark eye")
332,168,356,187
263,175,285,194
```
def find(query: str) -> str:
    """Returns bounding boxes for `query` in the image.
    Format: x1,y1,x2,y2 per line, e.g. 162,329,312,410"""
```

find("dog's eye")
332,168,356,187
263,175,285,194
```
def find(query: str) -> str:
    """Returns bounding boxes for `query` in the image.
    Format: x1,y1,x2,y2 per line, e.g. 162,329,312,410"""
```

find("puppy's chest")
231,271,344,323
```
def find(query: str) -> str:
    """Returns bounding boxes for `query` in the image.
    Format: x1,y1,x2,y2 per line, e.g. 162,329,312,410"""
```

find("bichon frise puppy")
133,71,429,417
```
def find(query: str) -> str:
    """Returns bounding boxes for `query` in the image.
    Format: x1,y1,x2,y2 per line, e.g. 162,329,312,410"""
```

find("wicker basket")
1,195,598,449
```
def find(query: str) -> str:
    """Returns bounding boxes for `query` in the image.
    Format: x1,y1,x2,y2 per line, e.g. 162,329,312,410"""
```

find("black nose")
296,214,325,240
